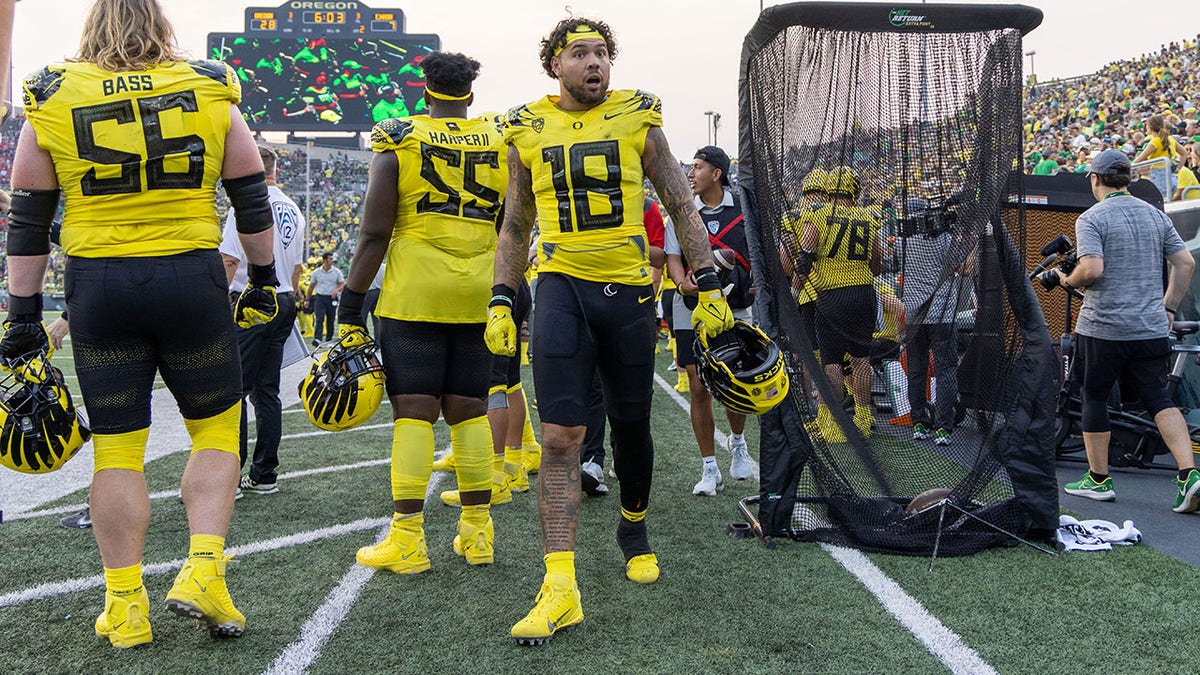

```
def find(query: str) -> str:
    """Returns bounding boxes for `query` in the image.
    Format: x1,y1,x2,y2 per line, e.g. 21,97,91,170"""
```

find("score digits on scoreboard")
243,1,404,35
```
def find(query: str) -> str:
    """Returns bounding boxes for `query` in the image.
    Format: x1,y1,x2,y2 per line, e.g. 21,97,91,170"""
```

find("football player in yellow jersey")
335,52,506,574
1,0,280,648
794,166,882,440
487,18,734,646
780,168,829,409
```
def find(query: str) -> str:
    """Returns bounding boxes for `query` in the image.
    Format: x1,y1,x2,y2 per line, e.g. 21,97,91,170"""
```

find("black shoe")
60,508,93,529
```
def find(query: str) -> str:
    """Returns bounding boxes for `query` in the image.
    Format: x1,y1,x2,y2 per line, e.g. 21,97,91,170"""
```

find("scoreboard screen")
242,1,405,36
209,33,440,132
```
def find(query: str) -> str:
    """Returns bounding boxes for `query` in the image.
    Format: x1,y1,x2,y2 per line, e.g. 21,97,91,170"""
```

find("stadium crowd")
1023,34,1200,201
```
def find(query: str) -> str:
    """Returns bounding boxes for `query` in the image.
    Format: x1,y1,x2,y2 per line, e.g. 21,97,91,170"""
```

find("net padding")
738,2,1058,555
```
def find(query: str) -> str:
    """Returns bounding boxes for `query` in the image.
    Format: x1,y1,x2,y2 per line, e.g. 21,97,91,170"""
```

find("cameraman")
1051,149,1200,512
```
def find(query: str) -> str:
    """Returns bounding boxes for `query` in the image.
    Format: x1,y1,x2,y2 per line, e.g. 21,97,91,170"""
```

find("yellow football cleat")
440,470,514,506
431,451,456,472
625,553,660,584
95,586,153,649
164,555,245,637
674,371,689,393
511,574,584,646
356,526,431,575
452,514,495,565
506,461,530,493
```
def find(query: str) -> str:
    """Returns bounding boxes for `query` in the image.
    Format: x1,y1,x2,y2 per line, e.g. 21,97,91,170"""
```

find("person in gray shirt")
1050,149,1200,512
307,251,345,345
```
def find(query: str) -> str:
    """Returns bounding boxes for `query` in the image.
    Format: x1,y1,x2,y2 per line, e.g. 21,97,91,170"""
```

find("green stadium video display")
208,33,439,132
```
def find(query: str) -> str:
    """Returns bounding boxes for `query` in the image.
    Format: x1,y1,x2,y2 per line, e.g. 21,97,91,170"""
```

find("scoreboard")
209,1,440,132
243,1,404,35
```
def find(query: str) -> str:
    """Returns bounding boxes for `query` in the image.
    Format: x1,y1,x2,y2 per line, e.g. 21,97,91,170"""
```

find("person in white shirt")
220,144,306,494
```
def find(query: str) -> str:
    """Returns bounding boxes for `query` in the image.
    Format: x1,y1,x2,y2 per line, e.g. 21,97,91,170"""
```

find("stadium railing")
1133,157,1173,201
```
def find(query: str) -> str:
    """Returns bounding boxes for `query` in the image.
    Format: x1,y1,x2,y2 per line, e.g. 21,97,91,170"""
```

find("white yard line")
6,457,394,523
822,545,998,675
263,447,453,675
653,371,994,675
0,517,388,609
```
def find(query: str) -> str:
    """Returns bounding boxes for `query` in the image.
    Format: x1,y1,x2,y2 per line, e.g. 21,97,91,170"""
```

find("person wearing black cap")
664,145,757,496
1049,149,1200,511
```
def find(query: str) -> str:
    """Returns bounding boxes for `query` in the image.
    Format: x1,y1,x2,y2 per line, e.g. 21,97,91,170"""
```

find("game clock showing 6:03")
242,1,405,36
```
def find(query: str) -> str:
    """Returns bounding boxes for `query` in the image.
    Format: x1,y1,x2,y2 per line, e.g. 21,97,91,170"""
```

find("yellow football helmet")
693,321,790,415
826,166,861,198
299,330,385,431
0,353,91,474
801,168,829,196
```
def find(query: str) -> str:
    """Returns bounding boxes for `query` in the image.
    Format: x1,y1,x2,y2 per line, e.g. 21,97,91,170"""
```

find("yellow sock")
492,453,505,472
188,534,225,559
461,503,490,527
620,507,646,523
391,419,434,501
544,551,575,579
504,446,522,466
451,416,492,494
855,404,871,418
668,336,676,359
103,563,143,594
520,392,538,448
390,511,423,535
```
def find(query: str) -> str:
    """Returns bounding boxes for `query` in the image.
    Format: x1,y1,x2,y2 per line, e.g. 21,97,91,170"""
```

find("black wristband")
7,293,43,322
693,266,721,293
339,287,365,312
490,283,516,308
248,262,279,287
1166,307,1177,315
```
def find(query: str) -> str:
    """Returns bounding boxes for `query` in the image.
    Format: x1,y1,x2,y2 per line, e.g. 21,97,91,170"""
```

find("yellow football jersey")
22,60,240,258
780,206,818,304
370,114,506,323
504,90,662,287
802,203,881,291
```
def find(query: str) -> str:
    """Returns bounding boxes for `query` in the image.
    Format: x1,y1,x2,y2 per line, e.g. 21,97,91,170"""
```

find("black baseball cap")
694,146,731,186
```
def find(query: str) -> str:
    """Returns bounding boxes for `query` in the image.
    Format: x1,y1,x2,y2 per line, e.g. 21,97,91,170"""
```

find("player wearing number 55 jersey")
489,18,734,646
4,0,280,648
336,52,507,575
795,166,882,441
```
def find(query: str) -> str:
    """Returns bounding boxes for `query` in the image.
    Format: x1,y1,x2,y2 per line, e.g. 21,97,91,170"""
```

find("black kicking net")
738,3,1059,555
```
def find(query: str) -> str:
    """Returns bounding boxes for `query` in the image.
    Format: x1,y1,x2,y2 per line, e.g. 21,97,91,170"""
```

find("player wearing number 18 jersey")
5,0,280,648
336,52,507,575
489,18,734,646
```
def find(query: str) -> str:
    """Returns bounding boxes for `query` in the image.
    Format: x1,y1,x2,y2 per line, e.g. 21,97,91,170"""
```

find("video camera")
895,190,968,238
1030,235,1078,290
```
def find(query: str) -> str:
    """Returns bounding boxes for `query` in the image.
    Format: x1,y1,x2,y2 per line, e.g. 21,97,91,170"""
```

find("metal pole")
704,110,714,145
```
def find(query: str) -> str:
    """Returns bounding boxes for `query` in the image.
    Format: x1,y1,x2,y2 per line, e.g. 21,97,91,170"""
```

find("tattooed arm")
494,145,536,290
642,127,714,274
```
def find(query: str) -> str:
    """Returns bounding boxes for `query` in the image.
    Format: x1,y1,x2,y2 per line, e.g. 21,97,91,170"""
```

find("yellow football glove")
693,286,734,340
234,284,279,328
485,305,518,357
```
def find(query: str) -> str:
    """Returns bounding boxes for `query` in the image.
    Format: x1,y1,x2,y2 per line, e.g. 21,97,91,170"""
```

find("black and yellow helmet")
0,353,90,474
826,165,861,198
299,330,385,431
801,168,829,196
693,321,790,415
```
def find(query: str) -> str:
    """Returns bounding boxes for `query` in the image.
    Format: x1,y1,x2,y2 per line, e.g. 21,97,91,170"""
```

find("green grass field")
1,348,1198,673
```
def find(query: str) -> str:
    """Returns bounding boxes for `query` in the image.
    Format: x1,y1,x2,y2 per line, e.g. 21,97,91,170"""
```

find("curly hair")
538,17,618,79
421,51,481,98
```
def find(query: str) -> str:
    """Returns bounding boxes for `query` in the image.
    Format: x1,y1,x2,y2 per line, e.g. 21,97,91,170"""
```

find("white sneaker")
728,436,756,480
581,460,609,496
692,462,724,496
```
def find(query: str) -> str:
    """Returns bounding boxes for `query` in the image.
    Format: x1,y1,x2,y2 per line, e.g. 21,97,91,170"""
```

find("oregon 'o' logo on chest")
274,202,300,247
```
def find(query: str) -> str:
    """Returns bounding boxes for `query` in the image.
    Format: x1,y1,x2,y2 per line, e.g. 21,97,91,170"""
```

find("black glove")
1,293,50,367
233,263,280,328
337,288,366,328
1037,269,1061,291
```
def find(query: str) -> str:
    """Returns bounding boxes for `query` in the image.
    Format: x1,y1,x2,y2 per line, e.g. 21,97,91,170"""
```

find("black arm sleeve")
224,172,273,235
7,189,60,256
